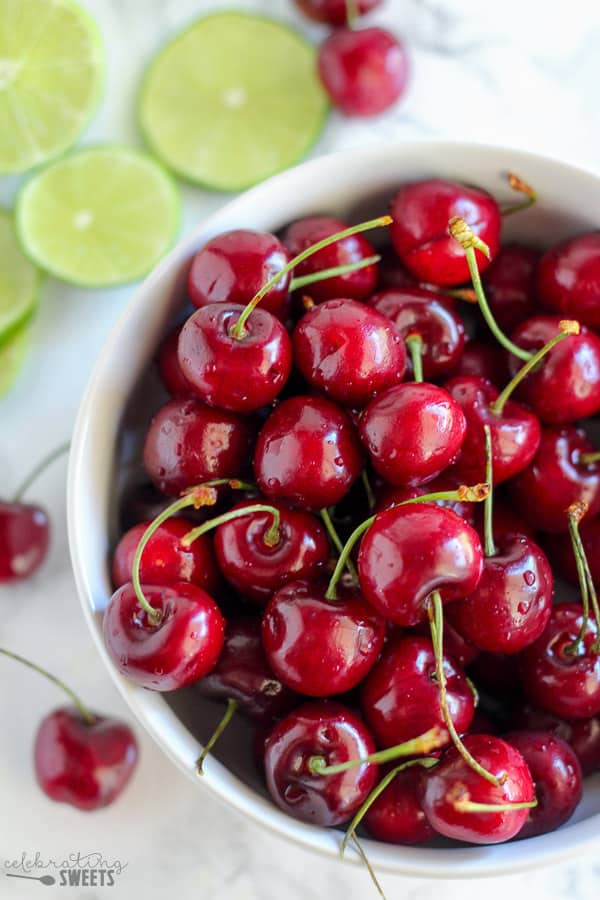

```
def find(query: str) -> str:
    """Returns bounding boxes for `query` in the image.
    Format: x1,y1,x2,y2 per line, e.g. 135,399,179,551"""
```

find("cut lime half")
0,321,30,397
0,0,104,173
139,12,329,192
0,208,39,345
16,146,181,287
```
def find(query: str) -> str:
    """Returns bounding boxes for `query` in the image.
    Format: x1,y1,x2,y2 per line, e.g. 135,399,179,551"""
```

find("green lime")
139,12,328,192
0,321,30,397
0,208,39,345
0,0,104,174
16,146,181,287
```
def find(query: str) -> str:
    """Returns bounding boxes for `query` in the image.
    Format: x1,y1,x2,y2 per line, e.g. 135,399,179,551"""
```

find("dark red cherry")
178,304,291,413
474,497,537,545
510,701,600,775
262,581,385,696
413,618,480,669
263,701,377,826
156,325,192,397
187,229,291,320
468,651,521,698
375,472,476,525
358,504,484,626
449,340,509,389
283,216,377,303
504,730,582,838
545,515,600,586
359,382,466,487
363,764,436,845
519,603,600,719
111,518,220,595
377,245,418,290
317,27,409,117
447,536,553,655
292,298,406,407
507,316,600,424
196,617,298,723
0,501,49,583
537,233,600,330
143,398,255,497
34,707,138,812
482,244,540,332
254,395,364,510
360,636,474,749
103,582,225,691
509,427,600,533
390,179,501,287
369,286,465,379
214,500,329,604
294,0,382,25
445,375,541,485
418,734,535,844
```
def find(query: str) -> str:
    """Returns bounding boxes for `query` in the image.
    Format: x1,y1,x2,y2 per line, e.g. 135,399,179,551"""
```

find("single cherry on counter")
294,0,382,25
0,501,49,583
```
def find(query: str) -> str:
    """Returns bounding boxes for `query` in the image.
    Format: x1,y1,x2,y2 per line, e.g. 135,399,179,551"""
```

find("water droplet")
523,570,536,586
334,456,344,467
267,477,281,490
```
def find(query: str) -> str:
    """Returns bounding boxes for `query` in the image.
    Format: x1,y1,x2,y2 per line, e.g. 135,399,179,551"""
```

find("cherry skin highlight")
482,244,540,332
0,501,49,583
363,764,436,845
294,0,382,25
537,232,600,330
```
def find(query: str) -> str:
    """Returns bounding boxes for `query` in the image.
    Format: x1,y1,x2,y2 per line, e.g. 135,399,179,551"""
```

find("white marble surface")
2,1,600,897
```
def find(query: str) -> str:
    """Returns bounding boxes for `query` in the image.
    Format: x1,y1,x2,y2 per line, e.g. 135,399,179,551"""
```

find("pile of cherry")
101,172,600,857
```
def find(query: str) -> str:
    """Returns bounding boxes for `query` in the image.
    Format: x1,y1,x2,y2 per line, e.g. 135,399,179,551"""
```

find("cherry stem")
428,591,502,787
12,441,71,503
448,217,531,362
289,255,380,293
500,173,537,217
483,424,496,558
361,469,375,511
230,215,392,340
182,503,282,551
196,698,238,776
405,333,424,383
580,451,600,465
453,797,537,813
324,484,490,601
566,503,600,654
345,0,360,28
490,322,580,416
307,726,446,776
0,647,95,725
320,508,358,583
350,834,386,900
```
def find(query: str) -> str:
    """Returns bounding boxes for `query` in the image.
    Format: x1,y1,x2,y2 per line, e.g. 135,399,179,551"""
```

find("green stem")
350,834,386,900
483,424,496,558
307,726,444,776
405,333,424,383
345,0,360,27
361,470,375,511
453,797,537,813
13,442,71,502
565,506,591,656
501,173,537,217
289,255,380,293
580,451,600,466
0,647,95,725
196,698,238,775
182,503,281,550
320,508,358,583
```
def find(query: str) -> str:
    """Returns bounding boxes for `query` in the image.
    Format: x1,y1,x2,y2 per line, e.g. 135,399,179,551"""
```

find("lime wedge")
0,322,30,397
139,12,329,192
0,208,39,344
0,0,104,174
16,146,181,287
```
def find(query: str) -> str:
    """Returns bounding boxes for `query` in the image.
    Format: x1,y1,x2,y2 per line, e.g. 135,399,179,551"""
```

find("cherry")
294,0,382,25
482,244,540,332
376,245,418,290
317,27,409,117
156,325,192,397
262,581,385,696
360,635,474,749
474,497,537,544
143,398,255,497
545,515,600,586
369,286,465,379
292,298,406,408
390,179,501,287
537,232,600,330
510,702,600,775
413,618,480,669
111,518,220,595
263,701,378,826
450,340,509,389
254,395,364,510
214,500,329,604
376,472,476,525
187,229,291,320
0,501,49,583
503,730,582,838
103,582,225,691
418,734,535,844
362,764,436,845
34,707,138,811
177,303,292,413
359,383,467,487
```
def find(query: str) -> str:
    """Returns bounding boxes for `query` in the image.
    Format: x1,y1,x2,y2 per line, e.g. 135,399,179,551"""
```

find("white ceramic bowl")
68,141,600,878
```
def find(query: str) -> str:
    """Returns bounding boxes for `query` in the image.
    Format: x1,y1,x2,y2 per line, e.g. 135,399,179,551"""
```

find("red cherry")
375,472,476,525
103,582,225,691
376,245,418,290
482,244,540,332
545,515,600,586
34,707,138,811
390,179,501,287
537,233,600,330
358,504,484,626
156,326,192,397
0,501,49,583
363,764,436,845
294,0,382,25
503,730,582,838
254,395,364,510
474,497,537,545
214,500,329,604
449,339,509,389
262,581,385,696
510,701,600,776
263,701,377,826
143,398,255,497
187,229,291,320
360,636,474,749
359,382,467,487
412,617,480,669
283,216,377,302
317,27,409,117
111,518,220,595
418,734,535,844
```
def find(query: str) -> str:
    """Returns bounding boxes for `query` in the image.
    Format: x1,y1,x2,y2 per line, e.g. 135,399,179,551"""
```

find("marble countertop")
2,1,600,897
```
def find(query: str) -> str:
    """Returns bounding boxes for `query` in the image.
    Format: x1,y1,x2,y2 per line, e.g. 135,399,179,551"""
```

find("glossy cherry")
103,582,225,691
0,501,49,583
156,325,191,397
390,179,501,286
537,232,600,330
363,764,436,845
263,701,378,826
545,515,600,586
292,298,406,408
34,706,138,811
510,701,600,775
294,0,382,25
449,339,508,389
482,244,540,332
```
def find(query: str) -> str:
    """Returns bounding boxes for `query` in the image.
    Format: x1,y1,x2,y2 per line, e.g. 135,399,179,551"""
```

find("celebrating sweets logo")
4,852,128,888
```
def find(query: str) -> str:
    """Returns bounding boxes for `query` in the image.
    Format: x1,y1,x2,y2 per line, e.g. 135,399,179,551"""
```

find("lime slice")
0,0,104,174
16,146,181,287
0,322,30,397
139,12,328,192
0,208,39,344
